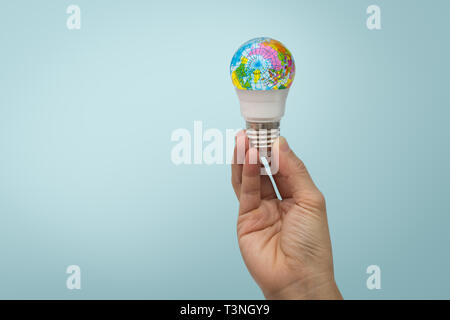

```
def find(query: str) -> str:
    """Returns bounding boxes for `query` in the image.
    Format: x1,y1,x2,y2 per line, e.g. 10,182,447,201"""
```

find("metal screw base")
246,121,280,161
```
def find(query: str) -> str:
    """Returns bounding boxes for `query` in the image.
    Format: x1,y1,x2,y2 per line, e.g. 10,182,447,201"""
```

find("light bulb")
230,37,295,158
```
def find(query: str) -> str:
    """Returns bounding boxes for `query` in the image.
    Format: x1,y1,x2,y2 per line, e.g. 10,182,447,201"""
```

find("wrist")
264,275,343,300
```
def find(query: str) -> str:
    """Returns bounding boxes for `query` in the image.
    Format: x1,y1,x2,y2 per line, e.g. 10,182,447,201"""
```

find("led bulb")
230,37,295,158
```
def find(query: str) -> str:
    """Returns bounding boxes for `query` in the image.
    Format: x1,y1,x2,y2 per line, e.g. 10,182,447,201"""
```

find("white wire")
260,156,282,200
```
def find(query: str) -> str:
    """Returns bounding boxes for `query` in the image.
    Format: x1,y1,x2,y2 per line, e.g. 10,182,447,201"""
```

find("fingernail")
279,137,290,152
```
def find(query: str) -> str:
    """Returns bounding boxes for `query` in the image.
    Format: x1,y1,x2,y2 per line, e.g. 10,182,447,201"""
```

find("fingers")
239,148,261,215
231,130,248,198
271,137,323,204
232,131,276,201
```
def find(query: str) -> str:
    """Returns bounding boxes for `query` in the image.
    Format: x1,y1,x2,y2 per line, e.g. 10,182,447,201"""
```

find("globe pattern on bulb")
230,37,295,91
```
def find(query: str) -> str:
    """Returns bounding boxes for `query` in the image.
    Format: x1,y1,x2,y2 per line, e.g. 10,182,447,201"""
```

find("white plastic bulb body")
236,89,289,156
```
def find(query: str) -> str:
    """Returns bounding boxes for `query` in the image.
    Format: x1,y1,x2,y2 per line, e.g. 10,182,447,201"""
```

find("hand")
231,132,342,300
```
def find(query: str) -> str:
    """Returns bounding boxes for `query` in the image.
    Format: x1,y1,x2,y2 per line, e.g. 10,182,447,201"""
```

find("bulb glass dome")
230,37,295,91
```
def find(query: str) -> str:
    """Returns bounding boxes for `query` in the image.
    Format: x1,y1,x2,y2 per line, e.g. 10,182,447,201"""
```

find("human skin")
231,131,342,300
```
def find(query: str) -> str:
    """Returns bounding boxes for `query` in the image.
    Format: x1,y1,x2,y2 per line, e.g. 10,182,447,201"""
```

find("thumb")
272,137,324,204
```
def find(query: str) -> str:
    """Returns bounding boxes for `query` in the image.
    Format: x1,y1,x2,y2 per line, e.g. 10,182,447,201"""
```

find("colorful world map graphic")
230,37,295,90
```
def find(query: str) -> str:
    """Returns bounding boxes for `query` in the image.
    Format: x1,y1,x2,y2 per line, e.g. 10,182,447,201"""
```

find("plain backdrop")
0,0,449,299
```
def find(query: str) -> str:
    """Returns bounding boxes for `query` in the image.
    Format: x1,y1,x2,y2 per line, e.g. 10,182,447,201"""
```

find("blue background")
1,0,449,299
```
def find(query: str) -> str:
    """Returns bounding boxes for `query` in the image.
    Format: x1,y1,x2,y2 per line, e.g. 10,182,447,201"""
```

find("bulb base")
237,89,288,122
246,121,280,160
